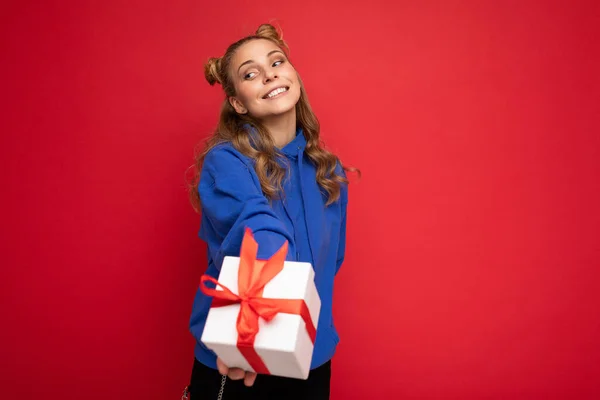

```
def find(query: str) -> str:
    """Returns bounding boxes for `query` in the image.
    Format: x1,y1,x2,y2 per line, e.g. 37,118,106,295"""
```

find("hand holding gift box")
199,228,321,380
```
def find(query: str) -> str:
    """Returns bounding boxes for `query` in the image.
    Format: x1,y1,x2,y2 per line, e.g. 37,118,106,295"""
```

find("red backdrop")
2,1,599,398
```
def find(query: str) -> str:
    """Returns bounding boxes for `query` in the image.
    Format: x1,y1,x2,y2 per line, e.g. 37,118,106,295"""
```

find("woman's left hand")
216,357,258,387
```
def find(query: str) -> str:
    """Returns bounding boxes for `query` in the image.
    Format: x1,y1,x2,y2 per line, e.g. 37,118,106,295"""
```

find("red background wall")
2,1,599,398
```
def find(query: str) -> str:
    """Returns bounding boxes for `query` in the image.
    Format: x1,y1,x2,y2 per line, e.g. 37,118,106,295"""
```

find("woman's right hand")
216,357,258,387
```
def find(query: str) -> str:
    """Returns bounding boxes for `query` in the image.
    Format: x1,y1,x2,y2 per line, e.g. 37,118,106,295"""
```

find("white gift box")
201,255,321,380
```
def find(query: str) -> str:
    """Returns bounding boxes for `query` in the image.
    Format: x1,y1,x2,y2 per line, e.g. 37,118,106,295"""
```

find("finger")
216,358,229,376
228,367,245,380
244,371,257,387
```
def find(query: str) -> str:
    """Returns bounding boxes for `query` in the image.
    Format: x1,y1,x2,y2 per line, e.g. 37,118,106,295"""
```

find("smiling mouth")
263,86,289,99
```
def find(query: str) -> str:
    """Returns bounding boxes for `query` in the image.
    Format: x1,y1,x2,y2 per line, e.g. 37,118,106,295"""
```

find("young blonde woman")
185,23,357,399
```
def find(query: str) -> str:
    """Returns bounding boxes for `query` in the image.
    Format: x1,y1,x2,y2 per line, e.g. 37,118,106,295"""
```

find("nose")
263,68,278,83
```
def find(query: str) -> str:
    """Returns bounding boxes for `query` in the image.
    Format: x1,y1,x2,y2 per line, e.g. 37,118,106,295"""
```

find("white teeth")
267,87,287,98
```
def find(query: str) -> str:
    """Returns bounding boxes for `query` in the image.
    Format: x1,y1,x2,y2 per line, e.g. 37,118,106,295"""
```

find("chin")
270,105,296,117
260,101,299,118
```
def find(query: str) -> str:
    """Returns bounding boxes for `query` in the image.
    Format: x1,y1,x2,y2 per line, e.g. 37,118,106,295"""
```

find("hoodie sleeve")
335,166,349,275
198,146,295,270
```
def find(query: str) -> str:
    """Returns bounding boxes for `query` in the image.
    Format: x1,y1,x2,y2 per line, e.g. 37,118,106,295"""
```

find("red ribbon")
200,228,317,375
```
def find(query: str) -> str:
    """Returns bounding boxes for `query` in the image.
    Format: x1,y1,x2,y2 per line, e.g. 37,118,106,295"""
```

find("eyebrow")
237,50,286,73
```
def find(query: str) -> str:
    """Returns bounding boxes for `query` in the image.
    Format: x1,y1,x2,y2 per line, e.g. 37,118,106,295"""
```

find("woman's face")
228,39,301,121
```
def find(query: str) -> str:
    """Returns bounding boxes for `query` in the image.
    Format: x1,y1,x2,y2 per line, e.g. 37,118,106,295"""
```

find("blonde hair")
189,23,358,212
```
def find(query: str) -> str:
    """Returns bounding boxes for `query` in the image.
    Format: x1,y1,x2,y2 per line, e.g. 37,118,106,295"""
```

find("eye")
273,60,284,67
244,71,257,80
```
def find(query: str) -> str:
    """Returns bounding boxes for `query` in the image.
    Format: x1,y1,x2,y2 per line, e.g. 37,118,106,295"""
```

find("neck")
261,109,297,148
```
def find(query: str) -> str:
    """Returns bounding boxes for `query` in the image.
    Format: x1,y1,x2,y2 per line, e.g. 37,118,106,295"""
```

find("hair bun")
256,23,289,53
204,57,222,86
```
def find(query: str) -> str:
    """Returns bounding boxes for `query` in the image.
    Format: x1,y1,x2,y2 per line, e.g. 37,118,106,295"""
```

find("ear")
229,97,248,114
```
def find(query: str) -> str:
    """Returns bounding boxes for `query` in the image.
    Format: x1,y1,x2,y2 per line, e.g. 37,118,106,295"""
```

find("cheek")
284,66,298,82
238,83,262,104
236,86,251,102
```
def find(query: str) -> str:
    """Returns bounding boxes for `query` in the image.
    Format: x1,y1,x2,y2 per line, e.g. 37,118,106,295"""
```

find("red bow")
200,228,317,374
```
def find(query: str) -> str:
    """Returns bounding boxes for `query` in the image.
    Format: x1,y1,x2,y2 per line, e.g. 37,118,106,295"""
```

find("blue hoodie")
189,127,348,371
